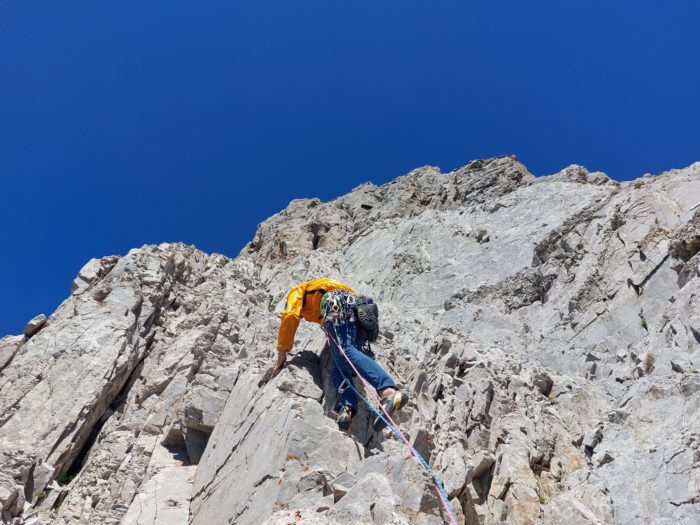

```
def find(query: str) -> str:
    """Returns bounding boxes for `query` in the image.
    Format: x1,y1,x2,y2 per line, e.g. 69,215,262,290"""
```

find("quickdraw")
337,377,351,395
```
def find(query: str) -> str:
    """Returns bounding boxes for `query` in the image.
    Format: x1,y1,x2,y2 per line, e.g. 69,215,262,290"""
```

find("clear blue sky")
1,1,699,336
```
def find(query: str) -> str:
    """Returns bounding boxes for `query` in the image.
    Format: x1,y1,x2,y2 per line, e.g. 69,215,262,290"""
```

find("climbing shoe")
373,391,409,431
337,405,352,431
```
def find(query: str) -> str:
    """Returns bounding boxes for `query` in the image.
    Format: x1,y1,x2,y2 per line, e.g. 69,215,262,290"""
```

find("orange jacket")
276,278,355,351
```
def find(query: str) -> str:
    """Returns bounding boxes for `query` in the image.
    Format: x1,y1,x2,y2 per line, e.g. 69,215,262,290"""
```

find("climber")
271,278,408,432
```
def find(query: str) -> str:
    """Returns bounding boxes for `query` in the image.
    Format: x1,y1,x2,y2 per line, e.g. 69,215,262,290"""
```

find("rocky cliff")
1,156,699,524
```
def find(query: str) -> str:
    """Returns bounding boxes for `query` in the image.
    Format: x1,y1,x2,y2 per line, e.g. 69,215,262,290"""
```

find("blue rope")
325,324,457,524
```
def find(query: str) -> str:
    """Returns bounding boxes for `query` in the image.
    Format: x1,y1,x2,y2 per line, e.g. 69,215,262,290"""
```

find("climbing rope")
324,322,459,525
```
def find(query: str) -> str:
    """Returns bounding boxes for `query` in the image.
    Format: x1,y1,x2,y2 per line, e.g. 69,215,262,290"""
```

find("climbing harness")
324,321,459,525
321,290,377,357
320,290,356,324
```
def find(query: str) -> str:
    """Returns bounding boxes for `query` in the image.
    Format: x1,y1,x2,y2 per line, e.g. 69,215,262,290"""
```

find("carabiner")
337,378,351,395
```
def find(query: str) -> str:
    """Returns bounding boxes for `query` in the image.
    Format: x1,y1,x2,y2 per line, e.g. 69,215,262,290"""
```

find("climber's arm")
271,285,306,379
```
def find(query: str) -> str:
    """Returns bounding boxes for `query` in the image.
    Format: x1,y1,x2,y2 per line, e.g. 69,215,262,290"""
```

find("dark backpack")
354,295,379,343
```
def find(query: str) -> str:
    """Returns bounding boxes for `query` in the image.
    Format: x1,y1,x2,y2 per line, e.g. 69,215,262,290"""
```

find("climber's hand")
271,351,287,379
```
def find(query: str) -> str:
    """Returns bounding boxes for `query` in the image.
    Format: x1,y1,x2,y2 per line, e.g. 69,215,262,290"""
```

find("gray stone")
0,335,23,371
438,442,470,498
470,450,496,479
22,314,46,338
331,472,358,502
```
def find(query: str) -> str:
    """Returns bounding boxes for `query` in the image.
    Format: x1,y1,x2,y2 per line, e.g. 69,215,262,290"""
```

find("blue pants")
325,316,395,414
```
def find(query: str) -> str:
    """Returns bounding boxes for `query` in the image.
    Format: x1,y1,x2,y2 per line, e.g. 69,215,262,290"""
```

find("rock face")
1,155,700,524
